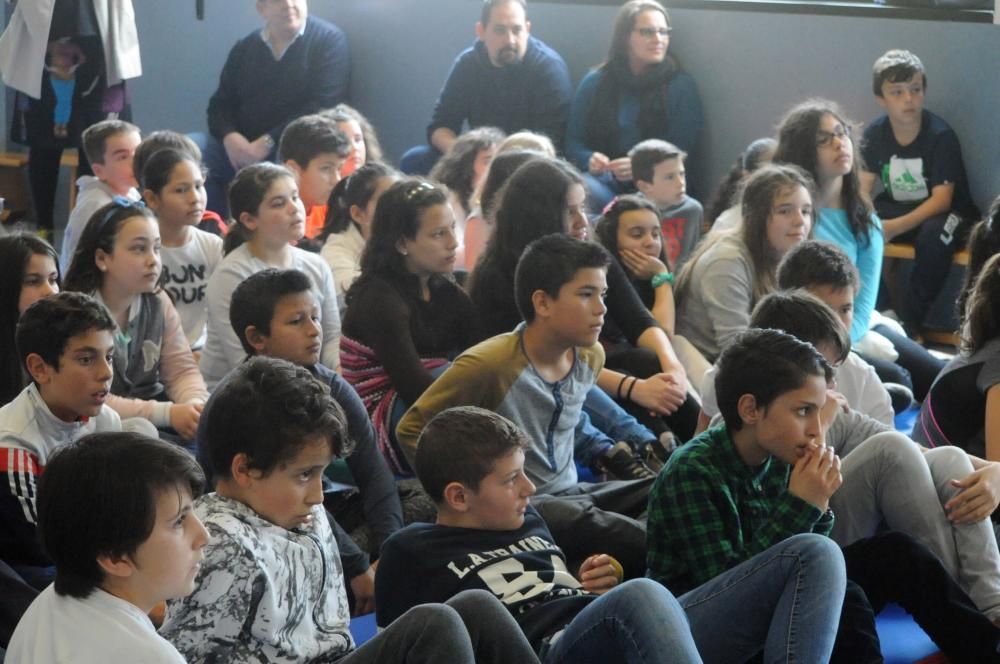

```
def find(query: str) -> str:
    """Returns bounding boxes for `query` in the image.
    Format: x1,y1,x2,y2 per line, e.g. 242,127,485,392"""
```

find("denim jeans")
190,131,278,219
575,386,656,466
343,589,540,663
398,144,442,175
582,171,633,216
871,323,944,402
679,533,845,664
544,578,702,663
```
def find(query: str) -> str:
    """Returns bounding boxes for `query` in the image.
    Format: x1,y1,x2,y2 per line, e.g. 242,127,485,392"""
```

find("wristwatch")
262,134,275,153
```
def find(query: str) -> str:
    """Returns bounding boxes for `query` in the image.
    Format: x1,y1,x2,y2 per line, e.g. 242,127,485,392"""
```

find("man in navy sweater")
201,0,349,215
400,0,572,174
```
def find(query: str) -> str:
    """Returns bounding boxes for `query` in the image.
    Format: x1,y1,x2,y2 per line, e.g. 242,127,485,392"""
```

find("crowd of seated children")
702,291,1000,619
774,99,946,401
706,137,777,230
398,234,655,581
63,201,208,444
566,0,703,212
218,267,412,613
140,148,223,351
323,103,385,178
647,327,1000,662
279,113,351,244
916,252,1000,462
776,240,896,423
428,126,504,266
6,432,207,664
319,161,400,303
340,178,479,474
861,49,980,335
377,405,847,664
594,195,711,393
200,162,340,388
0,292,121,590
60,120,143,270
162,356,541,663
675,163,814,362
469,157,695,467
0,234,60,406
5,6,1000,660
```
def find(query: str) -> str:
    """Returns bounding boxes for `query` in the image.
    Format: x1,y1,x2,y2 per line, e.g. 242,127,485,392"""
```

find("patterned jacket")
161,494,353,663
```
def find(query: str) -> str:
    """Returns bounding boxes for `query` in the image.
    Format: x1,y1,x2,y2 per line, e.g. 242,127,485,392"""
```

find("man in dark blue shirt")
200,0,349,215
400,0,572,174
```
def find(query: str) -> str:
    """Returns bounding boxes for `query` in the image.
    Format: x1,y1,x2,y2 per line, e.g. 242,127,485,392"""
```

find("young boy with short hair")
861,49,979,332
161,356,540,663
776,238,943,408
698,287,894,426
648,328,1000,661
397,234,652,578
221,267,407,613
628,138,703,272
0,292,121,589
5,432,207,663
279,113,351,241
61,119,143,270
378,405,847,662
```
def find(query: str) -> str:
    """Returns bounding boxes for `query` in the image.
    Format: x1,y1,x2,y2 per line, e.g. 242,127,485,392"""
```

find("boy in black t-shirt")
376,406,848,663
861,49,979,332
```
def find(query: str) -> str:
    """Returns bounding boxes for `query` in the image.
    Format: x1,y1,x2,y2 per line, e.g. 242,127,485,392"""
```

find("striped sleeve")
0,447,49,565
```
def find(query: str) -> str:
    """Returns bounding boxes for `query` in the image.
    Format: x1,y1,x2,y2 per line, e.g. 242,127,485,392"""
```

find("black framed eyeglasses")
634,27,671,39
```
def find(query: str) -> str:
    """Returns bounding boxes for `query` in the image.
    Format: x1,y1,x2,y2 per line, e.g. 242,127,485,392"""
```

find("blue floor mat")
877,603,942,663
349,612,378,645
895,404,919,436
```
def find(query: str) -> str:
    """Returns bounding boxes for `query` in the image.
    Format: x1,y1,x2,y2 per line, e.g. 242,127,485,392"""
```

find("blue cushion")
876,603,941,663
349,612,378,646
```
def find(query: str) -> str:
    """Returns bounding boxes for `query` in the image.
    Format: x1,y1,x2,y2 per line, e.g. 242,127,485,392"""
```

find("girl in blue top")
775,99,943,400
565,0,702,212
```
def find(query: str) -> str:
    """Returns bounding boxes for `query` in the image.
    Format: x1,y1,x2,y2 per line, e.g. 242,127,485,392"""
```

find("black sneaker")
643,432,678,473
594,442,656,481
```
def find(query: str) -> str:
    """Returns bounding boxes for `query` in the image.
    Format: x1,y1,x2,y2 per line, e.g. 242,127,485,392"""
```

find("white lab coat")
0,0,141,99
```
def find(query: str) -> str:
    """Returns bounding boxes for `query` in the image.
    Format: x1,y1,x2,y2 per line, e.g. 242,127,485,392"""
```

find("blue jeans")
544,578,701,663
680,533,845,664
575,386,656,466
399,144,441,175
190,131,278,219
582,171,634,216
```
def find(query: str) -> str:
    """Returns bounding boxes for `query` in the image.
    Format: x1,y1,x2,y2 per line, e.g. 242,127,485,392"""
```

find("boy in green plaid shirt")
648,328,1000,662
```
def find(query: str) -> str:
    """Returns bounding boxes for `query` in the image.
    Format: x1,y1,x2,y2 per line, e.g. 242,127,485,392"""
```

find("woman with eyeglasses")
564,0,703,212
774,99,944,402
340,178,481,474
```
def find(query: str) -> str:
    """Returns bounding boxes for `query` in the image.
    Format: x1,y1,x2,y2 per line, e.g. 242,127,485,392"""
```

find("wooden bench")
0,150,81,222
882,242,969,347
883,242,970,266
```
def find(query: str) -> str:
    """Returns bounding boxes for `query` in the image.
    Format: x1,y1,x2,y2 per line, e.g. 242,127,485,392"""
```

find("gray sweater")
676,233,753,361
